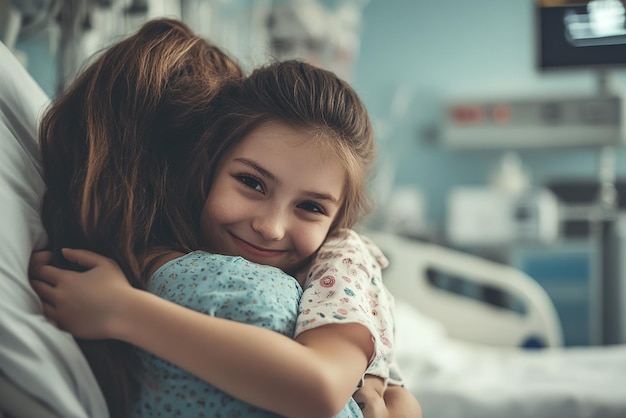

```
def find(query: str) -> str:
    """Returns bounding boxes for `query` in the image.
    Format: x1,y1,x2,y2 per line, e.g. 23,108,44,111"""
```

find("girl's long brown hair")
38,19,243,417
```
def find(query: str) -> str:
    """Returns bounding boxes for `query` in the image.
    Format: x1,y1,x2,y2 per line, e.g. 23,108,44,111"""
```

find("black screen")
537,1,626,70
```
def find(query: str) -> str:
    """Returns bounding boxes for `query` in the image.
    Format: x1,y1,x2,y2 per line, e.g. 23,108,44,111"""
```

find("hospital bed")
365,230,626,418
0,41,107,418
2,39,626,418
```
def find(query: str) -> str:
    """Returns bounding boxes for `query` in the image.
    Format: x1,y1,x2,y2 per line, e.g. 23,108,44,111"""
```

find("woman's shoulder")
149,251,301,293
166,251,288,275
149,250,247,273
146,251,303,334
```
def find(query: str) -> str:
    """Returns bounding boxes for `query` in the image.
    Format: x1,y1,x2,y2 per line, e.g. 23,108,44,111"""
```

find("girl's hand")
352,380,422,418
29,248,135,339
352,388,389,418
352,376,389,418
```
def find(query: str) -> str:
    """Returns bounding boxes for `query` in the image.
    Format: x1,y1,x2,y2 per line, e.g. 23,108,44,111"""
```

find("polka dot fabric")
135,251,364,417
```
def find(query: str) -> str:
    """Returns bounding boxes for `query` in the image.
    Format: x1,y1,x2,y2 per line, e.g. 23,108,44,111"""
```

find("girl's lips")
229,234,285,258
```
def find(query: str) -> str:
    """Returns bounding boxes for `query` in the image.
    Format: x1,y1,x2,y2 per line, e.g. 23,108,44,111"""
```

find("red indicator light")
492,104,511,124
450,105,484,124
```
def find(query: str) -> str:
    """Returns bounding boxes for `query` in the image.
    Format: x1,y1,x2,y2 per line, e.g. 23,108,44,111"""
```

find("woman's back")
134,251,363,417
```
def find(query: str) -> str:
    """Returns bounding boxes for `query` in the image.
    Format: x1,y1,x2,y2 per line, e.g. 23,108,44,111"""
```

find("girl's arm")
383,385,422,418
352,376,389,418
30,249,371,418
303,229,421,418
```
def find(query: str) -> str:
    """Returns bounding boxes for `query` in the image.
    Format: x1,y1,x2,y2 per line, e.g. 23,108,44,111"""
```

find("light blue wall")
16,34,58,98
353,0,626,226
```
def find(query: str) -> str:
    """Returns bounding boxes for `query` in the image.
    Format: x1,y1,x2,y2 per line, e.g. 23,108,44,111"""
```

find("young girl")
30,19,420,418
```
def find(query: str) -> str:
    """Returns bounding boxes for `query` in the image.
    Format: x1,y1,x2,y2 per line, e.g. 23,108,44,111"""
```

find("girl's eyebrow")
233,157,340,205
303,191,339,205
233,158,275,181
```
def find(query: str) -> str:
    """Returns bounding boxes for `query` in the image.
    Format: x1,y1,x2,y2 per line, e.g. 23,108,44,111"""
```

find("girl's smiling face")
200,120,346,274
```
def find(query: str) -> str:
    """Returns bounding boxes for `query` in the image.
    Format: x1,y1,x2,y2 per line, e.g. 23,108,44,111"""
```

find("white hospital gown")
296,229,404,387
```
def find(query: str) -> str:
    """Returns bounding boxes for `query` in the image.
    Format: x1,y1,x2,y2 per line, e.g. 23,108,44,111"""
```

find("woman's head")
39,18,243,417
198,60,376,273
40,18,243,280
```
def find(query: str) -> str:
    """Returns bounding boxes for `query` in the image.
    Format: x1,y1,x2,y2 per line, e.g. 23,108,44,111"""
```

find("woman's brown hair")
38,18,243,417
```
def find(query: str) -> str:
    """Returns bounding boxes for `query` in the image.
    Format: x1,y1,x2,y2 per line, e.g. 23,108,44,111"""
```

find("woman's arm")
30,249,370,418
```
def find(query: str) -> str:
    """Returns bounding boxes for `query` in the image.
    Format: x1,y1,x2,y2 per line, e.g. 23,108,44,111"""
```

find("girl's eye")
298,201,325,215
236,175,264,193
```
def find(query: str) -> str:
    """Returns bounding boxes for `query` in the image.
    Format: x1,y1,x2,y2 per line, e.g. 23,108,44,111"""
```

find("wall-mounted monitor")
537,0,626,70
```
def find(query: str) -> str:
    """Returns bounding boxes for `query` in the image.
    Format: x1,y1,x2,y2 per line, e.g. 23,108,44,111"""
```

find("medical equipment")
365,229,563,348
537,0,626,70
447,187,560,247
442,94,626,149
444,1,626,151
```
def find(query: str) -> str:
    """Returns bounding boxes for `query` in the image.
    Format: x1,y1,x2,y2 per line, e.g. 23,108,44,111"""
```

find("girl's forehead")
248,120,312,139
242,120,340,154
234,123,339,165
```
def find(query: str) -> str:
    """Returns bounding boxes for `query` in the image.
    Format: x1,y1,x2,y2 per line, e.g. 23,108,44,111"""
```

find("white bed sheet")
0,41,107,418
395,300,626,418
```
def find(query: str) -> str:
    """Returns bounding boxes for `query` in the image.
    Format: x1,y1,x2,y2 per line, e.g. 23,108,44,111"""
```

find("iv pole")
591,68,624,345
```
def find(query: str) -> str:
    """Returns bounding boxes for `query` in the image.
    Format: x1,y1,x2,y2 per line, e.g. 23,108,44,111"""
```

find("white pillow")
0,41,107,418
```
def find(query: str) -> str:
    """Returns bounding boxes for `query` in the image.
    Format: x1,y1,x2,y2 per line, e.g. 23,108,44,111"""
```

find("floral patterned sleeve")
295,228,401,385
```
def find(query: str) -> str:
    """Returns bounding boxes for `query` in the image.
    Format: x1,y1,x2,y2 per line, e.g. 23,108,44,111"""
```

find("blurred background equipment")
2,0,368,94
431,0,626,347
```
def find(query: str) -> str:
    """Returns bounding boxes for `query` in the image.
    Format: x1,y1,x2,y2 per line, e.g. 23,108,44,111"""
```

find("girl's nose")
251,209,286,241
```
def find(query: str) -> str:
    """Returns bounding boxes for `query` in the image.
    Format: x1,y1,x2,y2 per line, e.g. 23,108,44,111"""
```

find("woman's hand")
29,248,136,339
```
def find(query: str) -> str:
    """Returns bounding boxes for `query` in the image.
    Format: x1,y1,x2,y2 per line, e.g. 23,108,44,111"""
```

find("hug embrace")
29,18,422,418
